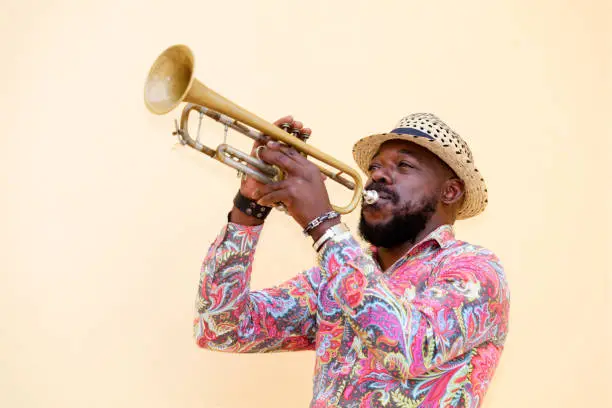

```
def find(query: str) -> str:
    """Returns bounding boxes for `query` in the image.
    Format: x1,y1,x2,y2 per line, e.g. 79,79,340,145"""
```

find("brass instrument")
143,44,378,214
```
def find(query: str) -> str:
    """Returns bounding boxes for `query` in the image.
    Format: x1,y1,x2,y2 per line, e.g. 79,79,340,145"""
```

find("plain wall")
1,0,610,407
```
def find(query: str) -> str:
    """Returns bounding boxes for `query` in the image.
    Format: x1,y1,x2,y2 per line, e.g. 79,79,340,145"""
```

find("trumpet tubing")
144,44,377,213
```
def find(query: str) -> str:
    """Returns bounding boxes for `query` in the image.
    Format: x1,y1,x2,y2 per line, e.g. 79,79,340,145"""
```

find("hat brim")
352,132,488,220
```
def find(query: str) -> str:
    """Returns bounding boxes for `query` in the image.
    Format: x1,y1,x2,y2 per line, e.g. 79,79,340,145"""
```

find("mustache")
364,182,399,204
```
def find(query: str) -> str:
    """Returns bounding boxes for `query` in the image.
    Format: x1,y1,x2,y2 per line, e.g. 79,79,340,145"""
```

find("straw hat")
352,113,487,219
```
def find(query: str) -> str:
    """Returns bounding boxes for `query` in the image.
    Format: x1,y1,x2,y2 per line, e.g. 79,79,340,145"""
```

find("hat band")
390,127,434,140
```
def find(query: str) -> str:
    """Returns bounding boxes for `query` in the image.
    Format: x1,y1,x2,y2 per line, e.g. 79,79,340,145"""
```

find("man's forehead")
369,139,457,177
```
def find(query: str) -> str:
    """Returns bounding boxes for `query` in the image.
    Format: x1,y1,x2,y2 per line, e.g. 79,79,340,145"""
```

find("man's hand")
252,130,340,240
231,115,319,227
239,115,308,199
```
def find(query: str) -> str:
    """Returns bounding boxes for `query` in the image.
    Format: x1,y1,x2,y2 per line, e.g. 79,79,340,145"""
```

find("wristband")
233,191,272,220
313,223,350,252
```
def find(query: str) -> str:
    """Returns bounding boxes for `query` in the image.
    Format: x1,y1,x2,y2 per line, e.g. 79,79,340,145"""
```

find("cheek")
396,176,428,196
396,178,440,205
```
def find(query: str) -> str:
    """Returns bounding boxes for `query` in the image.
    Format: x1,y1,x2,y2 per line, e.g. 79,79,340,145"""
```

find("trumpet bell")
144,45,195,115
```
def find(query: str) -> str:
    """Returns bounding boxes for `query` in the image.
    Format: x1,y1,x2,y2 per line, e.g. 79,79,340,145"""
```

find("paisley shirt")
194,222,510,407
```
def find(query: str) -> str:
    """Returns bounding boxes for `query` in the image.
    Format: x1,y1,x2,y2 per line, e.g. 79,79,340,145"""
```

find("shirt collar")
366,224,456,259
423,224,456,250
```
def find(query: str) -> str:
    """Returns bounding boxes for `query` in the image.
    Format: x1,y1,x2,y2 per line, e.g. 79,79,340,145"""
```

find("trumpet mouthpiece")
363,190,379,205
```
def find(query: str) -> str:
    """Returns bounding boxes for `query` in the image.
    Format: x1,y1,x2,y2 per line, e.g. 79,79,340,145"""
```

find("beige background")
1,0,610,407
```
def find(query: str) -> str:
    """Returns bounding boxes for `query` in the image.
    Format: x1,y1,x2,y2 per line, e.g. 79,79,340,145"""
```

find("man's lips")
363,192,395,212
369,189,396,203
363,183,398,209
376,192,393,201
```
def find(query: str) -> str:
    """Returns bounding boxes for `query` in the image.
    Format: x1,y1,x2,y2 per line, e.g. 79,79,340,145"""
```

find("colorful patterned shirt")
194,222,510,407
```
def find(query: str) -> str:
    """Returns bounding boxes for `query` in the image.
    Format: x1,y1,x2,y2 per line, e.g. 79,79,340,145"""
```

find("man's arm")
193,221,320,353
318,234,510,380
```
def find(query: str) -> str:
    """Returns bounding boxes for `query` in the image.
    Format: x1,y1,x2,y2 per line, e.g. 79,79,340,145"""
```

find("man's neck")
375,221,446,271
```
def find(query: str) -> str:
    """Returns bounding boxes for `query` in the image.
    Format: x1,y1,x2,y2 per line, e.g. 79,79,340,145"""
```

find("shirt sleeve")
193,222,320,353
317,233,510,380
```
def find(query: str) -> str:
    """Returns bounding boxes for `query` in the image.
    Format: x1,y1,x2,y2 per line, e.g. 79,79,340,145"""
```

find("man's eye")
367,164,380,172
399,161,415,169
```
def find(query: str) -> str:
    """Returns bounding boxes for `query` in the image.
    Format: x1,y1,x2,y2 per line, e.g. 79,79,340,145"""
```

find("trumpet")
143,44,378,214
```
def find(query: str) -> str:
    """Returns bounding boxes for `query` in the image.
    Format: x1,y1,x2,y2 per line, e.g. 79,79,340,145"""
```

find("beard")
358,185,437,248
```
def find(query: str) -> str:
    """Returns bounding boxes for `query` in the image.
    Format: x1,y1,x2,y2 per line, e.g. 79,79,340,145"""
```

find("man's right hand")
239,115,311,199
230,115,311,225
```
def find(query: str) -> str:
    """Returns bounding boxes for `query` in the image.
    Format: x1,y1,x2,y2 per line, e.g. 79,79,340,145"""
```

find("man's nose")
369,166,393,185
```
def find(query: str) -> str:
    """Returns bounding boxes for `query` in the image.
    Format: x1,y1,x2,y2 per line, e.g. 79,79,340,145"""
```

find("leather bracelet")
313,223,350,252
233,191,272,220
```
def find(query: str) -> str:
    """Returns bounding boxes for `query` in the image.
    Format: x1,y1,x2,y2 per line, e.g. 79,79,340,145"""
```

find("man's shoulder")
444,237,502,263
438,238,507,283
436,239,511,310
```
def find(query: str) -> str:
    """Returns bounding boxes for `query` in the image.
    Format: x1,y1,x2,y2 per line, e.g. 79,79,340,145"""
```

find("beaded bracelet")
302,211,340,236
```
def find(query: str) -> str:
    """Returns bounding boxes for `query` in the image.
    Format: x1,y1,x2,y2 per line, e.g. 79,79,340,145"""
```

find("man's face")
358,140,447,248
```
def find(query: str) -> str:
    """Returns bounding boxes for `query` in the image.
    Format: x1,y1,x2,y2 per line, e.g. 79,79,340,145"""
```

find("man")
193,113,510,407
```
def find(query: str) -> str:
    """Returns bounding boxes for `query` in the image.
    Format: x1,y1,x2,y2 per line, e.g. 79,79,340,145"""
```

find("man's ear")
441,178,465,205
